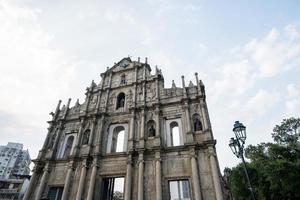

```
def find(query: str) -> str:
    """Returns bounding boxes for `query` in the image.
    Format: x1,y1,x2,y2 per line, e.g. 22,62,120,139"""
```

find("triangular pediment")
108,57,132,73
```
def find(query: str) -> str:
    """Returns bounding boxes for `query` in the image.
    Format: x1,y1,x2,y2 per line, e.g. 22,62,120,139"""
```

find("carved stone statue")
148,125,156,137
194,118,203,131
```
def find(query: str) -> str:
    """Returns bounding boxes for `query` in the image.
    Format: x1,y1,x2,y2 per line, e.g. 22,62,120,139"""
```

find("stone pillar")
71,119,85,156
155,151,162,200
137,152,144,200
75,160,88,200
209,147,223,200
181,75,187,97
88,117,97,146
23,165,39,200
87,158,99,200
140,110,145,140
200,101,208,130
184,103,192,133
61,161,74,200
155,107,161,137
194,72,200,95
95,116,104,153
124,155,132,200
190,150,202,200
35,163,50,200
76,160,87,200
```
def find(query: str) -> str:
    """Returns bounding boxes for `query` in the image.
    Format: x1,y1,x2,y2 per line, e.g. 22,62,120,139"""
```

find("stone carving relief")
127,90,133,107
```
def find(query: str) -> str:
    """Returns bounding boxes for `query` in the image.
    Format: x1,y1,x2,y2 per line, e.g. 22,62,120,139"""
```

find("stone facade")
25,57,225,200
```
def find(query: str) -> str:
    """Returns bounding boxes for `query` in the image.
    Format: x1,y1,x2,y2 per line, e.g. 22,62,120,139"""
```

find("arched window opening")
170,121,180,146
63,136,74,158
111,126,125,153
147,120,156,137
116,93,125,109
120,74,126,84
192,114,202,131
82,129,90,145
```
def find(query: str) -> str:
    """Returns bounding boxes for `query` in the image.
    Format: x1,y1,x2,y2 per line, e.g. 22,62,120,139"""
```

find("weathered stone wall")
24,57,225,200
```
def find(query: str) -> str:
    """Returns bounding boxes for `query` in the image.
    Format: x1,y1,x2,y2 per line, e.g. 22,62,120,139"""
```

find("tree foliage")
226,117,300,200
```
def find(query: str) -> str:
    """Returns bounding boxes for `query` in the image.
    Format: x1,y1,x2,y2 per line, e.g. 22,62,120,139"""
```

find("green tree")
226,117,300,200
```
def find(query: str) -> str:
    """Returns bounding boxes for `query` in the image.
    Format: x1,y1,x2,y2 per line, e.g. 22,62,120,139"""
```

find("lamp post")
229,121,256,200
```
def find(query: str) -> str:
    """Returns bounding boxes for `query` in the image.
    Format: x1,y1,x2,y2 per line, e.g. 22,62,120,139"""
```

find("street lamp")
229,121,256,200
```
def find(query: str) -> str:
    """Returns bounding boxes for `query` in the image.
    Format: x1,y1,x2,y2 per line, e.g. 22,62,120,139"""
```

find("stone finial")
138,57,140,62
66,98,71,108
181,75,186,88
55,100,62,114
145,57,148,64
189,81,194,87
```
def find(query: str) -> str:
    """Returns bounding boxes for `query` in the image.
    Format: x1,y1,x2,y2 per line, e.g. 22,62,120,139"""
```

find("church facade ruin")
24,57,225,200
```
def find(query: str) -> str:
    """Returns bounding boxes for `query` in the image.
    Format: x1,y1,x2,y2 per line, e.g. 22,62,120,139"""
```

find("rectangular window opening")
101,177,124,200
47,186,63,200
169,180,191,200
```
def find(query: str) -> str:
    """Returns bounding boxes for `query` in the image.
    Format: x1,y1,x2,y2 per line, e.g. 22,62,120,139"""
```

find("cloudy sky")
0,0,300,171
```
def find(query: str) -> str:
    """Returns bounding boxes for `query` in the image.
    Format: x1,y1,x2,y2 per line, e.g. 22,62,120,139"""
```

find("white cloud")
244,89,279,116
286,83,299,99
284,24,300,40
0,0,76,158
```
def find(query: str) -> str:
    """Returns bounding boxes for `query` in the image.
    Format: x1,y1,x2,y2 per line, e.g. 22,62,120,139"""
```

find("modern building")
0,143,31,179
25,57,225,200
0,175,30,200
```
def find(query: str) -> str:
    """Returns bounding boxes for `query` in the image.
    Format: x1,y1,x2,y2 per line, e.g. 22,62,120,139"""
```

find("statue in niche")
148,125,156,137
48,133,57,149
194,118,203,131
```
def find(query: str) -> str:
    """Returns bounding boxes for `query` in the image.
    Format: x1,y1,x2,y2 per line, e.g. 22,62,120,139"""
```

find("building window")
106,124,128,154
166,119,183,147
147,120,156,137
170,122,180,146
81,129,90,145
111,126,125,153
192,114,203,131
169,180,191,200
47,187,63,200
63,136,74,158
101,177,124,200
116,93,125,109
120,74,126,84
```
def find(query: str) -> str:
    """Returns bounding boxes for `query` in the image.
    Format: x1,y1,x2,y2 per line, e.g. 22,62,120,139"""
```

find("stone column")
190,150,202,200
200,101,208,130
87,158,99,200
155,107,161,137
71,119,85,156
184,103,192,133
181,75,187,98
75,159,88,200
124,155,132,200
129,113,135,140
209,147,223,200
140,110,145,140
155,151,162,200
35,163,50,200
88,117,97,146
23,165,39,200
95,116,104,153
137,152,144,200
61,161,74,200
